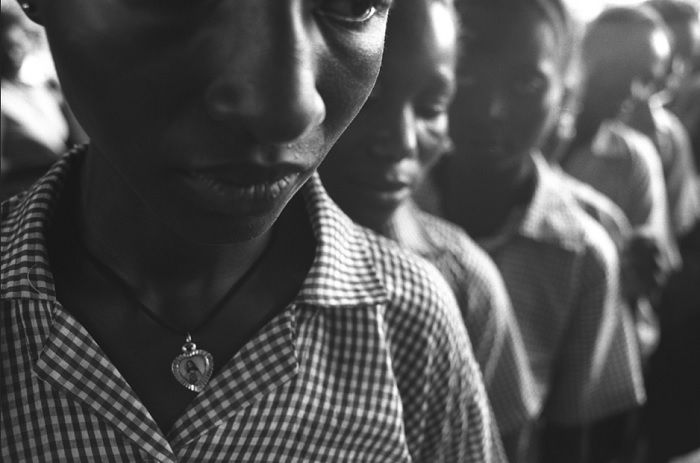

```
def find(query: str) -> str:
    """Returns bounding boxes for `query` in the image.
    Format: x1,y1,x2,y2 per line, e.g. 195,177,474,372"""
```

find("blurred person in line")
0,0,80,200
647,0,700,164
642,3,700,461
0,0,503,461
414,0,646,461
544,6,666,314
319,0,534,459
620,2,700,240
556,6,681,310
643,214,700,462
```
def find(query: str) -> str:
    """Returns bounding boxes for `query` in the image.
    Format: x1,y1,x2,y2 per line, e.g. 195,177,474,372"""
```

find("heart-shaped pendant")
171,335,214,393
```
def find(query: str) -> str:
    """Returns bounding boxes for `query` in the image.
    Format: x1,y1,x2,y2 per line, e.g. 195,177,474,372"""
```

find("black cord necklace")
79,233,274,393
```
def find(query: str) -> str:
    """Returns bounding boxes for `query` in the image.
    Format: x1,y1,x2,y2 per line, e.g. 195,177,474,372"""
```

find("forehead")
461,8,558,65
384,1,457,70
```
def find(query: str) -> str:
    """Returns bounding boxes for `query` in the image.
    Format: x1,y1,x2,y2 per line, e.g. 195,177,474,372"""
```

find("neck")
379,202,434,257
78,146,272,312
440,153,536,239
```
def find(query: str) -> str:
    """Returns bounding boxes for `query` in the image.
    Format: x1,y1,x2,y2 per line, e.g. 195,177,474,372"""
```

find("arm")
387,264,505,463
625,134,681,274
543,228,644,461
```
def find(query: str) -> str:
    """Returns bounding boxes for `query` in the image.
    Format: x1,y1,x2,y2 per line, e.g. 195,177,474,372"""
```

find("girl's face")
320,0,457,230
36,0,391,242
449,7,565,174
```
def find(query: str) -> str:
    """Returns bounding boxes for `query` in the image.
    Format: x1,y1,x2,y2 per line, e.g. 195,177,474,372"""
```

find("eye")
316,0,392,25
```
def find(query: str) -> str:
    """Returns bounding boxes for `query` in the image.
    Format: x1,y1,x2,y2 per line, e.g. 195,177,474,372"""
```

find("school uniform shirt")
0,148,503,463
552,168,632,252
553,168,659,363
476,154,646,425
561,120,680,273
649,106,700,238
669,74,700,164
386,201,538,436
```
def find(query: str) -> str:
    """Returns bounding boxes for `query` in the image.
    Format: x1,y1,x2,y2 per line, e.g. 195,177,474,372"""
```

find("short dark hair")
646,0,700,61
583,5,672,64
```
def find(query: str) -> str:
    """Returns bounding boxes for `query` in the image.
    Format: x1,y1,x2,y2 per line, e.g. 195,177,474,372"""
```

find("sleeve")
434,248,506,384
438,247,537,436
621,138,655,229
386,262,506,463
629,134,682,272
544,229,645,424
662,114,700,236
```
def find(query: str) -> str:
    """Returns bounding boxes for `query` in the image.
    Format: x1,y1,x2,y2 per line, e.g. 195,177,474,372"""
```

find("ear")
17,1,43,25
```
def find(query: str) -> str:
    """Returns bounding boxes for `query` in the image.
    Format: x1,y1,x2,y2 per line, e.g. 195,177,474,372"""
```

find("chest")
2,301,413,462
491,243,577,371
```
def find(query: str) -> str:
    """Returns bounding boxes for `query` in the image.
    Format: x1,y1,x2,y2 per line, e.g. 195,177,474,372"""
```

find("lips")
178,162,304,211
188,162,301,185
349,166,414,193
188,170,300,201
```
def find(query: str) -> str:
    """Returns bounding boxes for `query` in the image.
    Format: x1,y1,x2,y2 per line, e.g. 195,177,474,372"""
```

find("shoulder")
363,224,461,327
414,209,507,301
610,124,660,173
653,106,686,134
557,171,631,239
523,163,611,256
360,223,471,350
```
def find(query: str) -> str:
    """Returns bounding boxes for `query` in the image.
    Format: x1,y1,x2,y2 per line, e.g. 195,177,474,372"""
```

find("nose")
370,106,418,161
204,7,326,145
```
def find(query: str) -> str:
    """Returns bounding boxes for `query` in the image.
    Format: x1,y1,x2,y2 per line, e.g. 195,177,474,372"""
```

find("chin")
165,206,282,245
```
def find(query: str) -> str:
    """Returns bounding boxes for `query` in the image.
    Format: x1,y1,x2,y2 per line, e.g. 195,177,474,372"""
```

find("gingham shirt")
561,121,680,272
1,150,502,463
552,168,632,252
553,167,660,359
384,202,537,435
649,106,700,237
454,154,645,425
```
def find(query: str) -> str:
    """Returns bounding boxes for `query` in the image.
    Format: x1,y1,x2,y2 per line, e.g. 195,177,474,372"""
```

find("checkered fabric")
650,106,700,237
561,121,681,272
421,153,646,426
384,202,538,435
553,166,661,369
1,147,503,462
552,168,632,252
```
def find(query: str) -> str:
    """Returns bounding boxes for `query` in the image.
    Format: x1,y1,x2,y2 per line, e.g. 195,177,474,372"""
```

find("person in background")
644,218,700,463
0,0,82,200
0,0,502,461
641,3,700,462
620,2,700,240
414,0,646,460
320,0,534,459
647,0,700,164
558,6,681,308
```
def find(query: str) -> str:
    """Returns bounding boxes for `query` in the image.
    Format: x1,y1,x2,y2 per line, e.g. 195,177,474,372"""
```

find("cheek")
323,112,374,176
44,3,205,151
318,31,385,147
417,120,450,171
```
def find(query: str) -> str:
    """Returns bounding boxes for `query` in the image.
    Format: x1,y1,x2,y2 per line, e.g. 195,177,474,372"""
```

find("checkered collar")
479,152,583,251
1,146,388,309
